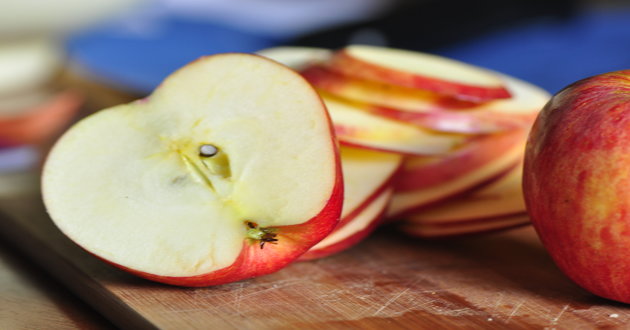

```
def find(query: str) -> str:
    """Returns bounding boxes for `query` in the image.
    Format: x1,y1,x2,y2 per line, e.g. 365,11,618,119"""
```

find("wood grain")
1,171,629,329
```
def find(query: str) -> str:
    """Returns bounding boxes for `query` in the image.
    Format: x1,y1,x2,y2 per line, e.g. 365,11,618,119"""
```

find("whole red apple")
524,70,630,303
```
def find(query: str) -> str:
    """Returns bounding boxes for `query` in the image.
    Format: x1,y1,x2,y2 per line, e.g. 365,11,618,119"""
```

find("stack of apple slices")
0,38,81,172
259,45,549,242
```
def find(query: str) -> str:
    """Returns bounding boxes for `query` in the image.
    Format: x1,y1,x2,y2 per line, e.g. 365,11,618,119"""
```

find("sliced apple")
399,214,530,238
256,47,332,71
301,188,392,260
326,96,467,156
395,128,527,192
340,146,401,220
405,162,525,225
0,38,64,96
303,65,549,134
329,45,511,102
387,133,526,218
0,90,82,147
42,54,343,286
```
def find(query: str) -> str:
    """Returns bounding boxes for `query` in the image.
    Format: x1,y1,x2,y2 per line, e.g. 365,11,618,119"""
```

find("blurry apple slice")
43,54,343,287
0,90,82,147
329,45,510,102
340,146,402,220
0,38,64,96
326,96,467,156
388,134,526,218
405,162,525,225
302,65,548,134
399,214,530,238
256,47,332,71
395,129,527,192
301,188,393,260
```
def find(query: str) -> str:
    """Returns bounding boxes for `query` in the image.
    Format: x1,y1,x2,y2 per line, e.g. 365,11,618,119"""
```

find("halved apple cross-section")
42,54,343,286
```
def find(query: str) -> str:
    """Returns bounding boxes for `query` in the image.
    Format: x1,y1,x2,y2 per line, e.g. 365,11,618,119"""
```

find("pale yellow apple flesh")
388,140,525,218
340,146,401,218
325,96,467,156
43,54,339,278
256,47,332,71
406,162,525,224
310,188,392,251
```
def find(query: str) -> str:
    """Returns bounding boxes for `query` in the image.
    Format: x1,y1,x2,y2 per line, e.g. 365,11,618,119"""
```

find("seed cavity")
199,144,219,157
245,221,279,249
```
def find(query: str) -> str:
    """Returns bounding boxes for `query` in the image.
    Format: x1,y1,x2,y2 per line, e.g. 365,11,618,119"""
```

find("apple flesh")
325,96,468,156
42,54,343,286
406,161,525,225
387,134,525,219
301,188,393,260
523,70,630,303
328,45,511,102
302,65,549,134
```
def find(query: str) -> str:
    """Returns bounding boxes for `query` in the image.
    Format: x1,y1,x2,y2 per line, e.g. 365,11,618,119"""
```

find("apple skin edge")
328,49,511,102
523,70,630,303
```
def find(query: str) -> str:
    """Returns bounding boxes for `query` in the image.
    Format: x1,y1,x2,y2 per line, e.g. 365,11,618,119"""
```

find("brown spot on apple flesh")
245,221,278,249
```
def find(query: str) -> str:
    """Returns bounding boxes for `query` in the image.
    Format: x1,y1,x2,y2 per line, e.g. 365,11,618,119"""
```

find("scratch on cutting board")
506,300,525,323
372,288,410,316
551,304,570,325
492,293,505,312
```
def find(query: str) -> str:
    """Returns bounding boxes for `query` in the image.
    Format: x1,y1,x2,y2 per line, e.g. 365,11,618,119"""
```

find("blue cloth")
436,8,630,93
67,16,281,93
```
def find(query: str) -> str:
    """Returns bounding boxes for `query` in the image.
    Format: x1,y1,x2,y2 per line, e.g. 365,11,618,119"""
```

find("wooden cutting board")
1,172,629,329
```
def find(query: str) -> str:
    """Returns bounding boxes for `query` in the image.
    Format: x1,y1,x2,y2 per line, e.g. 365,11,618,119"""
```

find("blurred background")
0,0,629,175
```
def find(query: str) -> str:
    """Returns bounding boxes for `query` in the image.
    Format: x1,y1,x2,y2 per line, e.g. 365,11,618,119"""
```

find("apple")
256,46,332,71
0,38,64,96
394,128,528,192
0,90,82,147
324,95,468,156
399,213,529,238
301,188,393,260
42,53,343,286
523,70,630,303
302,65,549,134
328,45,511,102
405,161,525,225
387,134,526,218
338,146,402,221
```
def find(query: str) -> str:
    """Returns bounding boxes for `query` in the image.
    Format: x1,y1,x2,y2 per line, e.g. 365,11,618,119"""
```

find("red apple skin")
329,50,511,102
0,90,82,147
301,65,529,134
395,129,527,192
523,70,630,303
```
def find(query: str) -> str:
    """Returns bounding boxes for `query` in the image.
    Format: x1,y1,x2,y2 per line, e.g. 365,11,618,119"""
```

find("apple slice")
329,45,511,102
340,146,402,220
387,133,526,218
0,90,82,147
399,214,530,238
325,96,467,156
0,38,64,96
42,54,343,287
301,188,393,260
395,128,527,192
256,47,332,71
405,162,525,225
302,65,548,134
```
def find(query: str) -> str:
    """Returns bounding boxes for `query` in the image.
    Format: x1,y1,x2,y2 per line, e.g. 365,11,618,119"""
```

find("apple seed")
199,144,219,157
